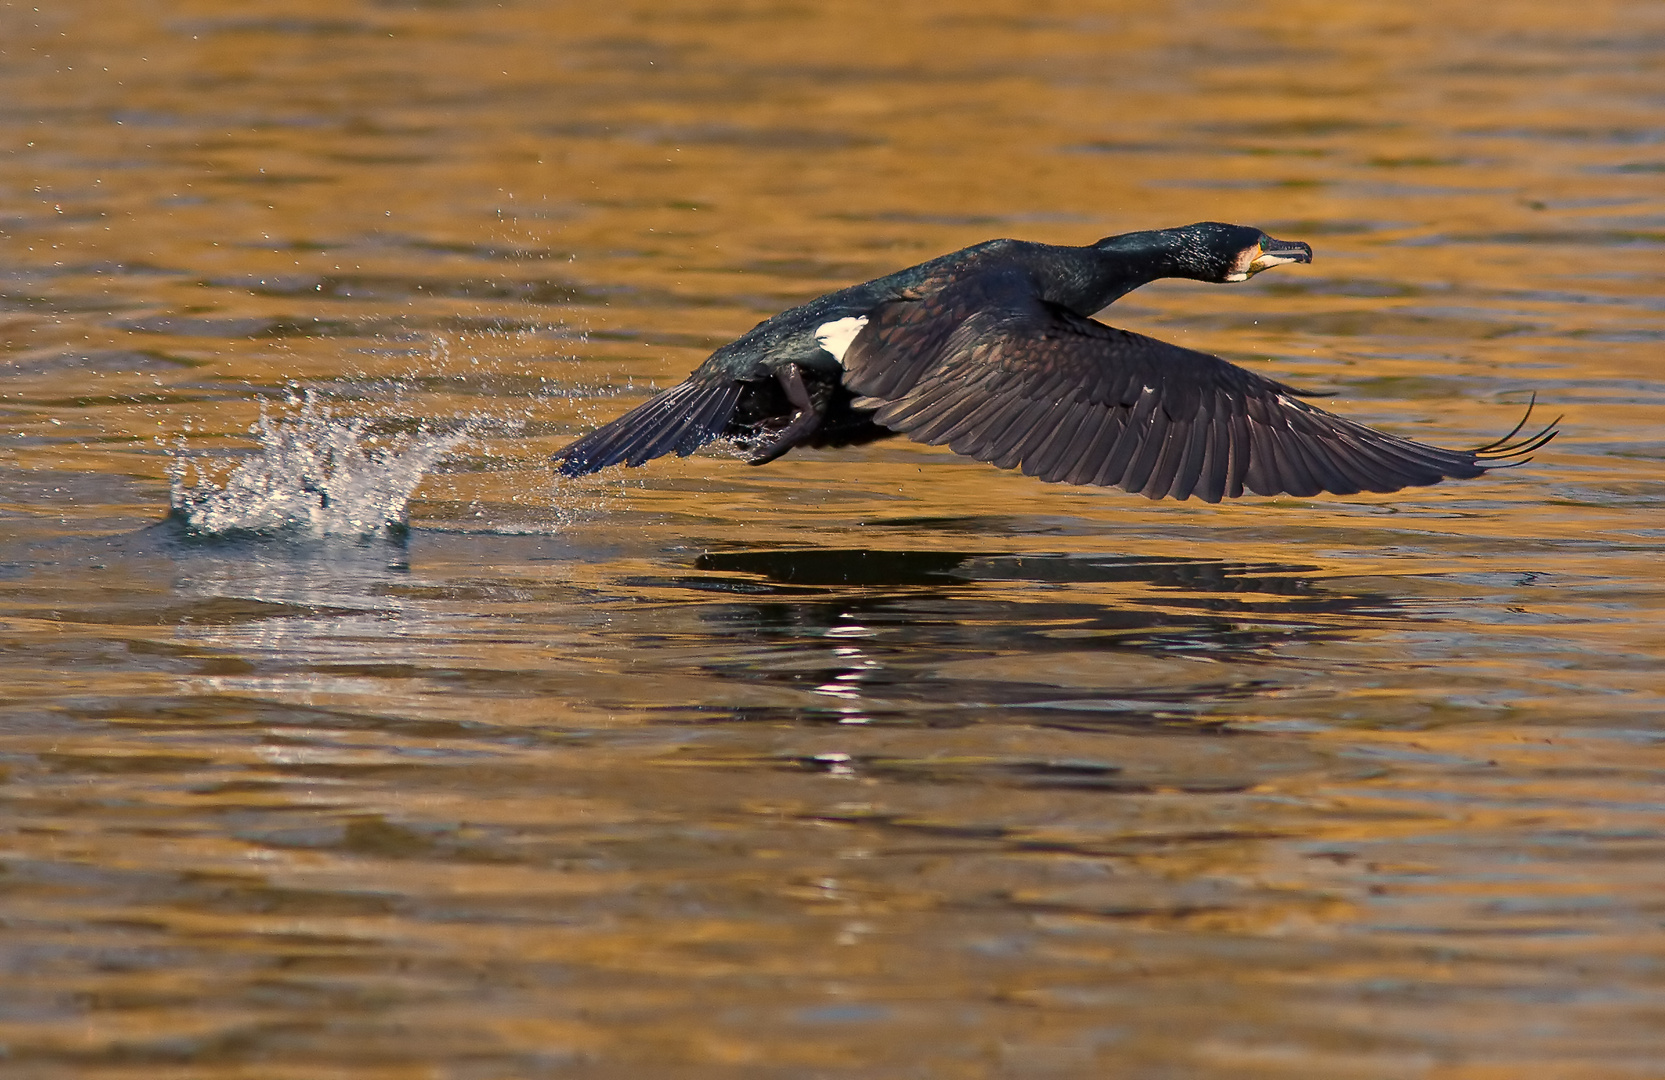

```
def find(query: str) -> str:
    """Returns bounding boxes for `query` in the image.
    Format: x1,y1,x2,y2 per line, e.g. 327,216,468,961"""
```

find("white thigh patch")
814,315,869,363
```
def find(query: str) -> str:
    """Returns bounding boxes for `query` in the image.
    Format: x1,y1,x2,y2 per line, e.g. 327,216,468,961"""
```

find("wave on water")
168,393,470,538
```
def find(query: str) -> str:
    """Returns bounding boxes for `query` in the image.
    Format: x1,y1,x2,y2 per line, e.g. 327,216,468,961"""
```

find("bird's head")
1097,222,1313,283
1181,222,1314,282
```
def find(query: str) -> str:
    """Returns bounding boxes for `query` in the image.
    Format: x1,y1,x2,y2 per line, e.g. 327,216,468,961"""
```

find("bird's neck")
1066,230,1201,313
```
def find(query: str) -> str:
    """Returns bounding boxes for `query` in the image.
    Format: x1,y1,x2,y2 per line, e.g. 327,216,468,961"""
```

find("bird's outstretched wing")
840,269,1555,501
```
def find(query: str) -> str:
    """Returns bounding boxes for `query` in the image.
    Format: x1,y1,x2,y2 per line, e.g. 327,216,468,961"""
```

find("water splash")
168,393,469,538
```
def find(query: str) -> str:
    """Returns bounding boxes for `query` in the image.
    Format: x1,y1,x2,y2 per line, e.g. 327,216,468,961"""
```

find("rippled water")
3,1,1664,1076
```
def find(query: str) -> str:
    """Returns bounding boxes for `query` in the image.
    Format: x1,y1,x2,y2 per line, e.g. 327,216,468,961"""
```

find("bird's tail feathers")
552,379,743,477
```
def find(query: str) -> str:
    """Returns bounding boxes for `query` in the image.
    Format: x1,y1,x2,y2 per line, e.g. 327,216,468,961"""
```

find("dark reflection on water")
690,547,1387,628
675,549,1393,721
693,546,1335,591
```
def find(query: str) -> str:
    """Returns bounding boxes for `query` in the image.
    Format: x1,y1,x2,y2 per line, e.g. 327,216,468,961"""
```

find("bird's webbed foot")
744,363,827,465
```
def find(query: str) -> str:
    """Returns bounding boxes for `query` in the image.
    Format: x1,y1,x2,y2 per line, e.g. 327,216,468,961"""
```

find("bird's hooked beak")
1225,235,1314,281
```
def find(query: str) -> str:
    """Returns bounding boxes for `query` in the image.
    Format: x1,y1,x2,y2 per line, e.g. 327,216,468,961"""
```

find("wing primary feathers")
1021,399,1088,479
1282,414,1360,496
1121,393,1172,495
1224,406,1249,498
1093,393,1155,488
987,398,1056,470
1497,422,1559,458
1267,419,1320,497
1326,427,1428,490
1171,402,1211,500
1291,410,1410,492
1338,422,1474,483
1468,396,1561,461
1140,411,1190,499
1007,418,1057,475
1469,393,1538,453
1196,405,1227,504
1053,405,1113,484
1017,397,1089,478
969,395,1039,468
1299,423,1392,493
1241,417,1280,496
1065,411,1123,486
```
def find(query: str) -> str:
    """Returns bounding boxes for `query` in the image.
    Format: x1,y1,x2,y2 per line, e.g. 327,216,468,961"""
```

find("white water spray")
169,393,469,537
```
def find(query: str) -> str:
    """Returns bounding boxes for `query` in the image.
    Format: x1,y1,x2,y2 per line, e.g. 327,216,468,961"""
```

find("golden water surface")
2,1,1664,1076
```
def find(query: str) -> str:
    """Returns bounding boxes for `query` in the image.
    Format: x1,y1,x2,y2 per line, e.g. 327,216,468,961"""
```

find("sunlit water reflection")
2,1,1663,1077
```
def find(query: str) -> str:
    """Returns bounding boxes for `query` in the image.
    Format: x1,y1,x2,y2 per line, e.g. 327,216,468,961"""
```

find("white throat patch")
814,315,869,363
1250,252,1305,271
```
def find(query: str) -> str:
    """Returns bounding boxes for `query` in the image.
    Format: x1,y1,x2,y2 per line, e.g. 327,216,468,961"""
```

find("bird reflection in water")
668,547,1403,733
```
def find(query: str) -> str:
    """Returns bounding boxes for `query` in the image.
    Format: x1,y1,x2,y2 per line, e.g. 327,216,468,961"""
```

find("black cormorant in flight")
552,222,1554,501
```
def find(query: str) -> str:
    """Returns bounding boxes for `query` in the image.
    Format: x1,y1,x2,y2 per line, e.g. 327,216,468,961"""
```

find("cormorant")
552,222,1555,501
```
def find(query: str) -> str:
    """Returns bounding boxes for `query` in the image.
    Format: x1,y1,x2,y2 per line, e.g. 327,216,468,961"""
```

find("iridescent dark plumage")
553,222,1556,501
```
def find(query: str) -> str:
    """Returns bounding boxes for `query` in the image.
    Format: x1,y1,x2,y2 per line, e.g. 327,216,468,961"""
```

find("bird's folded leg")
745,363,825,465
